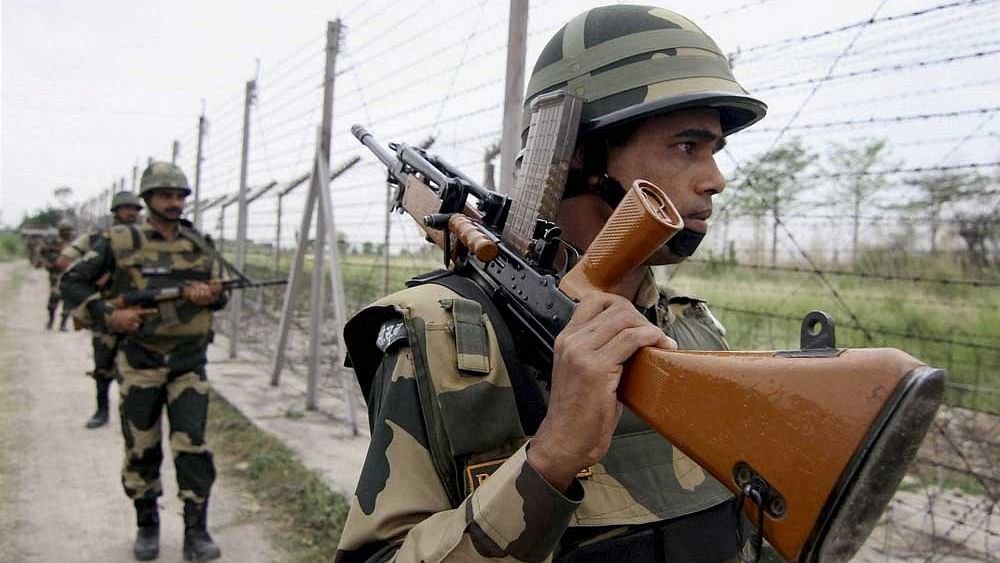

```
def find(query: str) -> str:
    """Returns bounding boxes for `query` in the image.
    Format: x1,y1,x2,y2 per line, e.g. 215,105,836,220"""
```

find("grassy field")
230,243,999,413
666,260,1000,413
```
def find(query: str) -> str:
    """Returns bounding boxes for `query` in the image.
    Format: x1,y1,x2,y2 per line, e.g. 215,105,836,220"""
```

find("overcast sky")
3,0,998,233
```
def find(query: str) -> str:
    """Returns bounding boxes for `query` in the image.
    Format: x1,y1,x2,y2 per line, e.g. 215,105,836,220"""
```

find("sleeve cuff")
465,441,582,560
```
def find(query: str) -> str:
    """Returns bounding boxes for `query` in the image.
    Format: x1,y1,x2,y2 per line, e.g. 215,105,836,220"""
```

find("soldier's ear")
571,144,585,170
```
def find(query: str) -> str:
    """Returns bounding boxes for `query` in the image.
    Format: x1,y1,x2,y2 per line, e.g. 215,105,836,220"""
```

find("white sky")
3,0,999,244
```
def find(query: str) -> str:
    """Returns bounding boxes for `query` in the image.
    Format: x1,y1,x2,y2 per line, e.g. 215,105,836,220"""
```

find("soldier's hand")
527,292,676,492
108,307,157,333
186,281,222,307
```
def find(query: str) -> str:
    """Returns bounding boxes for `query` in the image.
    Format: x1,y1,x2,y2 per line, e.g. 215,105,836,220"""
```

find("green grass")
666,260,1000,413
208,392,349,563
224,241,999,414
0,233,25,261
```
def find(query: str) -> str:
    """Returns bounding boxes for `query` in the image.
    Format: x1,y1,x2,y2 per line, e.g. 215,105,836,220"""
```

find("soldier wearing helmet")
57,191,143,430
41,219,77,330
61,162,227,561
336,6,770,563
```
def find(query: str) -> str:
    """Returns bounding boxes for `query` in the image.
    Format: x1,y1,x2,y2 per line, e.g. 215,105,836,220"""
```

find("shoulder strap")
417,273,548,436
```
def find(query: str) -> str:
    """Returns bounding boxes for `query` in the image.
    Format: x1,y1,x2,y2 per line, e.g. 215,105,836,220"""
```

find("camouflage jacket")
60,228,105,266
60,219,227,355
336,270,734,562
40,236,69,274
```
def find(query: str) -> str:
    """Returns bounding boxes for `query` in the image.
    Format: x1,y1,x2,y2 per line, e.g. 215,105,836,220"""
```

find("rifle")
352,92,945,563
108,278,288,309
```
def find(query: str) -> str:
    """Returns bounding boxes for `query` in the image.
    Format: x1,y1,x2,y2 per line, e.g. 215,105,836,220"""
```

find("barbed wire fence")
69,0,999,560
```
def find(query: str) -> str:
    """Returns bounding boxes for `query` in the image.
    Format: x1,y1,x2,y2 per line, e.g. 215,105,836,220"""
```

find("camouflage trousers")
91,331,120,381
117,341,216,504
47,273,61,314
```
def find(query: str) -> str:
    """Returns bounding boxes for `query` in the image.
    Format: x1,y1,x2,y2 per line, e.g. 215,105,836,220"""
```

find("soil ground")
0,262,279,562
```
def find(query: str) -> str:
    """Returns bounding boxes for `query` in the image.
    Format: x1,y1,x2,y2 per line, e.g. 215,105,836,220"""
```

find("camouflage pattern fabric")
117,341,214,503
59,218,225,504
40,237,68,315
522,5,765,140
92,331,121,381
336,270,738,562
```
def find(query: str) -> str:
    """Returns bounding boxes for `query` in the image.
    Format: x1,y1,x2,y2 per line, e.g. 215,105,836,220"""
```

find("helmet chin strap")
593,174,705,257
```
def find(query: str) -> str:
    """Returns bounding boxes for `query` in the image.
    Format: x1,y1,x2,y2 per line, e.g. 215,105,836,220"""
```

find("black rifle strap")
178,223,250,283
411,271,548,436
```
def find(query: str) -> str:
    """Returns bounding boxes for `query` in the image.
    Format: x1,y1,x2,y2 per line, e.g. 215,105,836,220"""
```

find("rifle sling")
177,224,250,282
410,271,548,436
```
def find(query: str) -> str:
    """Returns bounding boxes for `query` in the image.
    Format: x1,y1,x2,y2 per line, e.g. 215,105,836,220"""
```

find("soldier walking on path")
42,219,75,331
61,162,228,561
58,191,143,429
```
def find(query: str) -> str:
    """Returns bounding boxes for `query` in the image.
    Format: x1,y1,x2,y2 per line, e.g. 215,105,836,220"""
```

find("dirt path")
0,262,279,562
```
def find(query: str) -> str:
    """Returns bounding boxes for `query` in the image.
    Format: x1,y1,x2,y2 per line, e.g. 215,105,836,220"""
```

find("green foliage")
824,137,898,256
726,139,817,264
0,233,24,261
668,256,1000,413
18,207,65,228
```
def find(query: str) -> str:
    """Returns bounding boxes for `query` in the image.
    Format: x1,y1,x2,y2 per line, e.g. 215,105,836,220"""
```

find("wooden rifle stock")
400,176,499,262
560,179,946,562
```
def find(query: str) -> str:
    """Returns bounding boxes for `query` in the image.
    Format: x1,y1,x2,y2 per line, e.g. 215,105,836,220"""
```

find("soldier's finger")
564,291,621,331
578,305,650,350
599,325,672,365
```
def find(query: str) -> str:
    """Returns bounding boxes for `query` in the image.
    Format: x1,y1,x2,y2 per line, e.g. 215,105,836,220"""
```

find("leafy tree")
728,138,816,264
18,207,64,229
824,138,897,259
902,171,989,254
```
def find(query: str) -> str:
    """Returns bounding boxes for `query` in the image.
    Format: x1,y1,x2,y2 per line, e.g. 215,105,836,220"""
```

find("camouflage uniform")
60,218,227,504
62,228,122,383
41,235,71,328
337,270,745,562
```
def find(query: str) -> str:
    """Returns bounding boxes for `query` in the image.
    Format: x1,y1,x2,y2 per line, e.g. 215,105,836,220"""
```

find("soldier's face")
114,205,141,224
605,108,726,263
147,189,187,221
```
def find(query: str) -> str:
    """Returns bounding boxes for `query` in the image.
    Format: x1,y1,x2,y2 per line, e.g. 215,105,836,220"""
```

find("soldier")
336,5,773,563
58,191,143,429
61,162,227,561
42,219,76,330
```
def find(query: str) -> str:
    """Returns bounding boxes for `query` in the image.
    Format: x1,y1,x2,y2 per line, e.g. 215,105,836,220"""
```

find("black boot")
46,309,55,330
85,378,111,429
59,313,69,332
133,498,160,561
183,500,221,561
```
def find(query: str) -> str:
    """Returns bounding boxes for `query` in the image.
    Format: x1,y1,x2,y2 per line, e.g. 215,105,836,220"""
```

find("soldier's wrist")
526,438,581,493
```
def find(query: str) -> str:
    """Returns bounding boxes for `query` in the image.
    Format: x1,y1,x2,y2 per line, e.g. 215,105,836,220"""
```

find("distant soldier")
61,162,227,561
59,191,143,429
41,219,75,330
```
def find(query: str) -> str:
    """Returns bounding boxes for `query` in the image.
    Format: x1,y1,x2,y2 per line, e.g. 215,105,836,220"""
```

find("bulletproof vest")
106,221,218,351
344,272,735,536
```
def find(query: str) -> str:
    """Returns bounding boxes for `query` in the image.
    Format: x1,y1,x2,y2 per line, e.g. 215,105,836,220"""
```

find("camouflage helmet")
110,191,143,211
523,5,766,139
57,218,74,232
139,161,191,197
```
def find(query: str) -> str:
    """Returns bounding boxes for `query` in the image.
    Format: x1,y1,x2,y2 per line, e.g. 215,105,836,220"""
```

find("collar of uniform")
633,268,659,309
141,218,194,241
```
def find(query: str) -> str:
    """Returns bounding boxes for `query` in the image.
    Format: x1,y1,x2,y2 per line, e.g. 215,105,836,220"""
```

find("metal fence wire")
71,1,1000,560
